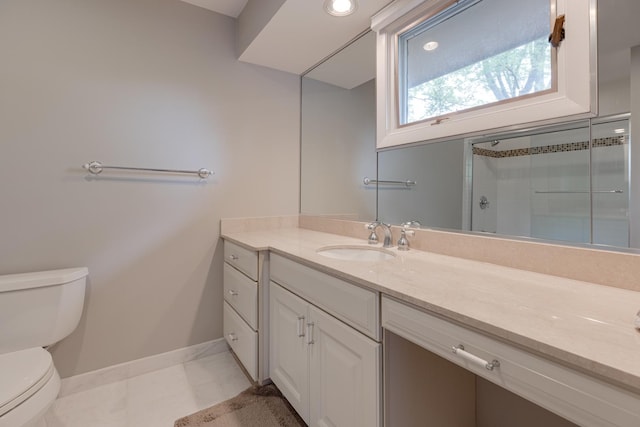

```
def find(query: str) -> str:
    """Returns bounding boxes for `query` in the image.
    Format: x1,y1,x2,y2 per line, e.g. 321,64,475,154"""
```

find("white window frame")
371,0,597,149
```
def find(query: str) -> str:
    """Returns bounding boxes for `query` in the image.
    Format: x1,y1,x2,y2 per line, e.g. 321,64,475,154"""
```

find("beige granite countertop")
222,227,640,394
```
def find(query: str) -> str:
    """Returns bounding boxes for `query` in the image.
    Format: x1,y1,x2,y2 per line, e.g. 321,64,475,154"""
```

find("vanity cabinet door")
269,282,310,423
309,305,381,427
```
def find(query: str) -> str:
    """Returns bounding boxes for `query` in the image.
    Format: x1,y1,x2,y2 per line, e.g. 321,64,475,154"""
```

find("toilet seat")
0,348,55,417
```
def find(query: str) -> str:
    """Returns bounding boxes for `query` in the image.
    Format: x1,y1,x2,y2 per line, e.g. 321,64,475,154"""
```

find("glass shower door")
471,122,593,244
470,116,631,248
528,124,592,244
591,117,630,247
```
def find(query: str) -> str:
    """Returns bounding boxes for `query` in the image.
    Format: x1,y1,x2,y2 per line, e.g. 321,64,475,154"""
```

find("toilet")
0,267,88,427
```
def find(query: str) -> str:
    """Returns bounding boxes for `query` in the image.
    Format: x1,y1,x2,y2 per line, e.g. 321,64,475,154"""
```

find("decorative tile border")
473,136,626,158
593,136,628,148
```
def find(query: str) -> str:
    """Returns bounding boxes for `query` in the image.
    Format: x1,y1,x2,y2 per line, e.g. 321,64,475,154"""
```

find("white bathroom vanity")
221,224,640,427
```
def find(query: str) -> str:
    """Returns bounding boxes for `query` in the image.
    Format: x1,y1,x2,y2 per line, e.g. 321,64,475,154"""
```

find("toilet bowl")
0,348,60,427
0,267,88,427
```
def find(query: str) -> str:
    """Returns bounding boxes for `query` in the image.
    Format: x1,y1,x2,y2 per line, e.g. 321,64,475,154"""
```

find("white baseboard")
59,338,229,397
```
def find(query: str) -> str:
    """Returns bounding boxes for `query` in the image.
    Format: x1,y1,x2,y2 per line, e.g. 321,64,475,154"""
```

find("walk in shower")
470,115,630,247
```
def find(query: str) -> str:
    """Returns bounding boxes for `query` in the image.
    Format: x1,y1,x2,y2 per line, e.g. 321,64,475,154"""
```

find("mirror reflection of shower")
470,115,630,247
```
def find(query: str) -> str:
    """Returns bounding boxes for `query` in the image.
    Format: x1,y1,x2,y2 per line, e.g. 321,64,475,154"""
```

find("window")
372,0,596,149
399,0,553,125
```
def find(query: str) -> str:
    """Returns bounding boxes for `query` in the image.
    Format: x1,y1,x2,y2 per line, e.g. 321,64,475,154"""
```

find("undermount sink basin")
316,245,396,261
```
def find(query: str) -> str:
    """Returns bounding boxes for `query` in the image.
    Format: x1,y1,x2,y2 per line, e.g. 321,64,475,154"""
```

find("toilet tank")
0,267,88,354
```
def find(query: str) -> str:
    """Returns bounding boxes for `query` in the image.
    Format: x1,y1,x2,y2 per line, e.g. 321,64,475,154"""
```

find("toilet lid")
0,347,54,416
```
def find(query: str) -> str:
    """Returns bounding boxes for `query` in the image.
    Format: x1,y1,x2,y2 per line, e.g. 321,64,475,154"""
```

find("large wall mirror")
301,32,377,220
300,0,640,251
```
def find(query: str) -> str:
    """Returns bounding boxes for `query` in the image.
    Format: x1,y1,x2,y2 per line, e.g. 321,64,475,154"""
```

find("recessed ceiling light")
423,41,439,51
613,128,626,134
324,0,357,17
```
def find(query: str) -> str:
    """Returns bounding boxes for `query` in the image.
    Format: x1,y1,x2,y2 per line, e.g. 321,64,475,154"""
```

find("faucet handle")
397,228,415,251
365,221,379,244
401,220,421,228
365,221,379,230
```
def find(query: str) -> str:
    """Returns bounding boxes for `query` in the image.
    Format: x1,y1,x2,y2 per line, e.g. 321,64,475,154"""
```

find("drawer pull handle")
229,254,239,261
228,289,239,297
452,345,500,371
228,333,238,342
306,322,315,345
297,316,306,338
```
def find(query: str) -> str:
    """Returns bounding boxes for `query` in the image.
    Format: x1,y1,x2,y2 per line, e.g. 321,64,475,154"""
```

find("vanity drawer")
382,296,640,427
224,301,257,380
270,253,380,341
223,263,258,330
224,240,258,281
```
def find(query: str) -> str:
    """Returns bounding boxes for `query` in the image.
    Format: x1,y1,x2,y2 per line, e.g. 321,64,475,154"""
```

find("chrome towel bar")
83,161,213,179
534,190,623,194
363,177,416,187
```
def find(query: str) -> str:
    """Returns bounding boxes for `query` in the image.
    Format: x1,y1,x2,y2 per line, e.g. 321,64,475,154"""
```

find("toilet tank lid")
0,267,88,292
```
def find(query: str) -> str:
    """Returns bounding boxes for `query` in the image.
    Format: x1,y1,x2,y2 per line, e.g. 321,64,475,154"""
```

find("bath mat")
174,384,307,427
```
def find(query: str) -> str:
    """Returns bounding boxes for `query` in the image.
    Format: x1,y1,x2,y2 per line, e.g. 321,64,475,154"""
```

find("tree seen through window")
407,37,552,123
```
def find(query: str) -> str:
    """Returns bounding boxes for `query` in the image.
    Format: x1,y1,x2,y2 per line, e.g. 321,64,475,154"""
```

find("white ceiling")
179,0,640,86
180,0,392,75
180,0,248,18
305,31,376,89
236,0,392,75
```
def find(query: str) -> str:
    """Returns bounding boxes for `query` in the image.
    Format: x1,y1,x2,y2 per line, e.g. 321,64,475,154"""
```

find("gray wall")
0,0,300,377
378,140,464,229
600,77,631,116
301,78,377,220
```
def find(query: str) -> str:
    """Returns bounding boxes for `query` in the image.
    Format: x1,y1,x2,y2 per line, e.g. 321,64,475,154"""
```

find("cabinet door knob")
228,332,238,342
228,289,239,297
229,254,239,261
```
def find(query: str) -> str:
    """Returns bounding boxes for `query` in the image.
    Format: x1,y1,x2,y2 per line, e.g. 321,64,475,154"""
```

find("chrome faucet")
366,221,393,248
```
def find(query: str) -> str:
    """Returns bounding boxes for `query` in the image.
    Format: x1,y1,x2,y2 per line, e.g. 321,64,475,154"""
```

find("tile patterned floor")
42,351,251,427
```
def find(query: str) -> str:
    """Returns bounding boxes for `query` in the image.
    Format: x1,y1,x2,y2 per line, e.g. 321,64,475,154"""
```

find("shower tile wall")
472,135,535,237
497,140,532,238
471,154,498,233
